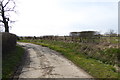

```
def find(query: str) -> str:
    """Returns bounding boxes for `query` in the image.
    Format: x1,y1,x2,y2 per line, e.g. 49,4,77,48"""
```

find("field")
19,36,120,78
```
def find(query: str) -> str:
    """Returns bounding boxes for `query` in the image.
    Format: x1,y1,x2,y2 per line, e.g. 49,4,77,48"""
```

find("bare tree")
105,29,117,37
0,0,16,32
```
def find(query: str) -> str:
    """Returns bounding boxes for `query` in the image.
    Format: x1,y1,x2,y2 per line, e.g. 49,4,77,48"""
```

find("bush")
2,32,17,54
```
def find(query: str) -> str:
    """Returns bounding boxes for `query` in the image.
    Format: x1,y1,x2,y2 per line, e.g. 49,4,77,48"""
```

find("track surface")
17,42,93,78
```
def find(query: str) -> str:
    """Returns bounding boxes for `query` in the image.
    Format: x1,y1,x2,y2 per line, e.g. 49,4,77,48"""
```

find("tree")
105,29,117,37
0,0,16,32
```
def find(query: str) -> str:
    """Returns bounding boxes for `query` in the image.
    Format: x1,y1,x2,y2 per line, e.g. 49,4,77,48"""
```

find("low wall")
1,32,17,54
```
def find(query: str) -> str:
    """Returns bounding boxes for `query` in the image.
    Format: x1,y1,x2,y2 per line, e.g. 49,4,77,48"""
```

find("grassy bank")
19,40,119,78
2,45,25,78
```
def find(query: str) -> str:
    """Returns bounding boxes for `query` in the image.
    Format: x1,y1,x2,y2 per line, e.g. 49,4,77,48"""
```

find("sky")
8,0,119,36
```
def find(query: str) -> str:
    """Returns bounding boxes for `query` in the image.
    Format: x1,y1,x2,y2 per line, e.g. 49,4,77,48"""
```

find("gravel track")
17,42,93,78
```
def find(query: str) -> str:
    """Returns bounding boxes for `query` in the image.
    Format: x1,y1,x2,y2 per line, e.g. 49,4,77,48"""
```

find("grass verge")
2,45,25,78
19,40,119,78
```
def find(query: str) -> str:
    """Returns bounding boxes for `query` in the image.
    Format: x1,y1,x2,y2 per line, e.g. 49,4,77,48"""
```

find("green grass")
19,40,119,78
19,39,119,66
2,45,25,78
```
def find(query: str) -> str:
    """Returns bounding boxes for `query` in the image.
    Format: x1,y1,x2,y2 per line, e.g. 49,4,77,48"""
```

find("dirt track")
17,42,93,78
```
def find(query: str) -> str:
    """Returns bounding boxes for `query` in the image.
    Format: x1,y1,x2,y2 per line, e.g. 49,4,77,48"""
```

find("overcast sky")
9,0,119,36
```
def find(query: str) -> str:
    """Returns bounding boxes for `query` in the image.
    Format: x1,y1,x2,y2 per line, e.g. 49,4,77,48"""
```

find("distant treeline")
18,31,119,43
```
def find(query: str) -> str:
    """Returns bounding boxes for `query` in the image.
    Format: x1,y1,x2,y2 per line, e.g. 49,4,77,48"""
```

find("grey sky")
10,0,119,36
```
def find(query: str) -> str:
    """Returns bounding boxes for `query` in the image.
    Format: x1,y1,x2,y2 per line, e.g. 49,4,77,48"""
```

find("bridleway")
17,42,93,78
